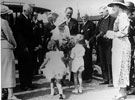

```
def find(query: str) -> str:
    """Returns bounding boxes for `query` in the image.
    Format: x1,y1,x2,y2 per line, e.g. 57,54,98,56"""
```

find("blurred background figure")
1,5,21,100
97,6,115,86
80,13,96,83
125,1,135,94
43,12,57,53
31,12,44,75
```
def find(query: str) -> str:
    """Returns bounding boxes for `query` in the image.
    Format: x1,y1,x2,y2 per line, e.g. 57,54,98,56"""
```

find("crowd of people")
1,0,135,100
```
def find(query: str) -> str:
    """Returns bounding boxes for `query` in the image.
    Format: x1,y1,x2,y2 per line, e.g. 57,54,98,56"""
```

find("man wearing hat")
97,6,115,86
125,1,135,94
15,4,36,91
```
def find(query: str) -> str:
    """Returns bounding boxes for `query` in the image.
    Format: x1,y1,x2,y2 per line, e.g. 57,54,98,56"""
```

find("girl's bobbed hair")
47,40,60,51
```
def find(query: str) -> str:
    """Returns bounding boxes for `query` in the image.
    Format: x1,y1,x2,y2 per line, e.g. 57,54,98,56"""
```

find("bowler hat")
0,5,13,15
125,2,135,11
108,0,127,8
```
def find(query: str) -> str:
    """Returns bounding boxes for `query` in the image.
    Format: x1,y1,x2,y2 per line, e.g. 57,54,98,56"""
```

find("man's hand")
106,30,114,39
85,40,90,48
34,45,42,51
38,69,43,75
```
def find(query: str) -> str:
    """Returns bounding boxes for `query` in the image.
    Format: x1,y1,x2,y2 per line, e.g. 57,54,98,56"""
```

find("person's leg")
83,48,92,82
95,44,100,65
113,87,127,99
8,88,20,100
8,88,13,98
72,73,78,93
50,78,55,96
56,79,65,99
27,52,36,89
18,54,29,90
32,52,39,75
99,45,108,83
89,44,94,80
56,79,63,95
106,46,113,86
78,71,83,93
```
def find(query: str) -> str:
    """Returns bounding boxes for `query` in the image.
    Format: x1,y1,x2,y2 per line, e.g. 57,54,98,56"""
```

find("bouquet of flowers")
60,37,76,55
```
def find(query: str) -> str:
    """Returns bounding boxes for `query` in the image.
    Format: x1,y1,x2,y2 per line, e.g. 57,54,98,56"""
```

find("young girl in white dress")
40,41,66,99
70,34,85,93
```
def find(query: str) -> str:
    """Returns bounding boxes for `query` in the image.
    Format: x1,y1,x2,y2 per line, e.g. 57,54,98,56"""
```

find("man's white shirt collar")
104,15,109,19
83,20,88,26
23,12,28,19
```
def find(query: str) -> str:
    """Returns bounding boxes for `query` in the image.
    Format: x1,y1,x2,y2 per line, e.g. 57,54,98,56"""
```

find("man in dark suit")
97,6,115,86
15,4,36,90
31,12,44,75
80,14,96,82
63,7,78,36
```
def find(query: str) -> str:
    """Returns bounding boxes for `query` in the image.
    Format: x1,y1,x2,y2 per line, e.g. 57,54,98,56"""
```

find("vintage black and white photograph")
1,0,135,100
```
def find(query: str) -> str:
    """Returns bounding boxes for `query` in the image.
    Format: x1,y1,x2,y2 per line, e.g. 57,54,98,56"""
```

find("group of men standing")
14,2,135,91
14,4,114,91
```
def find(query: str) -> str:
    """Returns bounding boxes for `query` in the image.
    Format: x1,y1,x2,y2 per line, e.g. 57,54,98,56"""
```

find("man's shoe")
8,95,21,100
59,94,65,99
100,81,109,85
28,85,37,90
20,86,29,91
85,79,92,83
108,84,113,87
72,89,79,94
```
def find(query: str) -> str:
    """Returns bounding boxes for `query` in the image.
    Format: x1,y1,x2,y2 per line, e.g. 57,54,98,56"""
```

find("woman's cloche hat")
108,0,127,8
0,5,13,15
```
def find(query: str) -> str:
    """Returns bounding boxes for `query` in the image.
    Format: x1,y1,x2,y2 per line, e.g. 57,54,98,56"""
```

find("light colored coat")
1,18,17,88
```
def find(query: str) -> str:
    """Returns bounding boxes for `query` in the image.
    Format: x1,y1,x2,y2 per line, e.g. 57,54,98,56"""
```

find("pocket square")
87,29,90,31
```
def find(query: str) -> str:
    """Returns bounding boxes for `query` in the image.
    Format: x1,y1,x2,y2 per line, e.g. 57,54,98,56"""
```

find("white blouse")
106,12,130,39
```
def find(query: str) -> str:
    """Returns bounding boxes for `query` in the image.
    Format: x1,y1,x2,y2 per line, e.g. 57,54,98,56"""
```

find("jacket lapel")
82,21,89,32
68,18,74,31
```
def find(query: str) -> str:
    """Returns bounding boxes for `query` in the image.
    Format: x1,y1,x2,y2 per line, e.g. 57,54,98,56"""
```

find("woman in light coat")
1,5,21,100
106,0,131,99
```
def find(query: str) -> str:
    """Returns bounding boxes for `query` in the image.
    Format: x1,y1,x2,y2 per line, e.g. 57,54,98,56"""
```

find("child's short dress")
70,44,85,73
43,51,66,81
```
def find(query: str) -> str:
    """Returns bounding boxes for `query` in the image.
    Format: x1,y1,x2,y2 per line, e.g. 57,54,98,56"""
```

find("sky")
2,0,135,17
31,0,135,16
